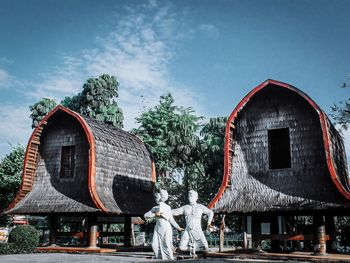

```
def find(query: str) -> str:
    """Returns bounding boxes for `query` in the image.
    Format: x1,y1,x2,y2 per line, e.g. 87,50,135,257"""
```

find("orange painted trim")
208,79,350,209
6,125,41,211
151,161,156,183
320,112,350,200
6,105,109,212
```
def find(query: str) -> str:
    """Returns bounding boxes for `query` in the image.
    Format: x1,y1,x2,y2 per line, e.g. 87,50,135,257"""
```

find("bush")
0,243,16,254
7,225,40,254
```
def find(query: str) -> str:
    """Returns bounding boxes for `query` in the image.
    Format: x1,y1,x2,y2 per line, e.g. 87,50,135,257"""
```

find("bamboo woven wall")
85,117,154,215
214,85,349,213
7,107,155,215
10,112,98,213
328,122,350,193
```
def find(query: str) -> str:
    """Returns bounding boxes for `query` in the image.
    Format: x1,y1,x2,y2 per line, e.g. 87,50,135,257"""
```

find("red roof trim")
6,105,109,212
151,161,156,183
208,79,350,209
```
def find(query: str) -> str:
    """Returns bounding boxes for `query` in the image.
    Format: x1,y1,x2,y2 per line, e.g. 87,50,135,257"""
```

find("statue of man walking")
172,190,214,257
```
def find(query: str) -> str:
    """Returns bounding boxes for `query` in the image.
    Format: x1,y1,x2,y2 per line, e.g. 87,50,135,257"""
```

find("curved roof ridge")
208,79,350,209
6,105,108,212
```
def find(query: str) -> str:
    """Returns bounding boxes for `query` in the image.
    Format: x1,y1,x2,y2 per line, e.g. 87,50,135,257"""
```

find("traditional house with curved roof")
5,105,155,249
209,79,350,254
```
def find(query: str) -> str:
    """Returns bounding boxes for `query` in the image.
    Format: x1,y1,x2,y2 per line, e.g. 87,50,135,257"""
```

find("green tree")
177,117,227,205
0,144,25,211
29,98,57,129
61,74,123,128
331,76,350,129
331,99,350,129
133,94,228,208
200,117,227,179
197,116,227,204
133,93,202,177
133,94,203,206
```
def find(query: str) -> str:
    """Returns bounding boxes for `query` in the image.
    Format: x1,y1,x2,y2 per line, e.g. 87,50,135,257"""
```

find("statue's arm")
144,206,157,218
172,206,184,217
202,205,214,226
169,214,181,230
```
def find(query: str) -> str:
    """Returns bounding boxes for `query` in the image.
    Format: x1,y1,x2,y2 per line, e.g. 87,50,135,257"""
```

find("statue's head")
188,190,198,205
155,192,161,204
159,189,169,202
155,189,169,204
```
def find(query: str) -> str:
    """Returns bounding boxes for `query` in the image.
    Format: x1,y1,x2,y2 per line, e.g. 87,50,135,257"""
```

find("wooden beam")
325,215,336,253
270,214,279,251
258,234,330,241
123,216,132,247
219,215,226,252
252,215,261,250
48,215,57,246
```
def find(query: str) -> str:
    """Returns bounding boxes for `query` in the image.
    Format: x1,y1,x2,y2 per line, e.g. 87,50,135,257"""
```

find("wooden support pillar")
124,216,132,247
131,223,136,246
270,214,279,251
99,223,104,245
313,215,327,255
252,214,261,250
219,215,226,252
242,215,248,249
88,215,98,248
48,214,58,246
325,215,335,253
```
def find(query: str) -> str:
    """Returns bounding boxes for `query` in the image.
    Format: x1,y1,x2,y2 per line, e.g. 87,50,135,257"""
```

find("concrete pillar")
313,215,327,255
88,215,98,248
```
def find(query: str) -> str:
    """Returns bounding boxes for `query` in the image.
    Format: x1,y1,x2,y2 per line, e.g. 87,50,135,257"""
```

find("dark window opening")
268,128,291,169
60,145,75,178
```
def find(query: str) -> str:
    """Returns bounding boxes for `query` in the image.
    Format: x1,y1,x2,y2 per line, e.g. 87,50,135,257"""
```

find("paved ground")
0,253,303,263
0,253,150,263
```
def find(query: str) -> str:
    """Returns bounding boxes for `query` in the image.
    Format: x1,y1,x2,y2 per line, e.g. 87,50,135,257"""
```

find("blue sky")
0,0,350,160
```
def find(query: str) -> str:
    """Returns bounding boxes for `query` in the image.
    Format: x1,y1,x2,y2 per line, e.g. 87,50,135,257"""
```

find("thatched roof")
6,106,155,215
209,79,350,213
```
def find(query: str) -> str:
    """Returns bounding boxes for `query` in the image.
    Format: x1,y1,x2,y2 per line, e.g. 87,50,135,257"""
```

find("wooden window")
60,146,75,178
268,128,291,169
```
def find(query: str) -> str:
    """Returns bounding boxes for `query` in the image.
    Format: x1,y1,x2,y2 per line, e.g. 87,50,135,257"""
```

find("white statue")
144,189,183,260
172,190,214,257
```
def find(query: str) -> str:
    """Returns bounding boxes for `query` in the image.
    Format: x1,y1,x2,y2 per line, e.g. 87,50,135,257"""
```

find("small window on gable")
268,128,291,169
60,145,75,178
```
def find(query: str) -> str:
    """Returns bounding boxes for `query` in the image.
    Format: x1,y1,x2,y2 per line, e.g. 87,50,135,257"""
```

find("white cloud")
198,24,220,37
0,68,15,88
0,66,30,91
25,1,204,130
0,104,32,159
